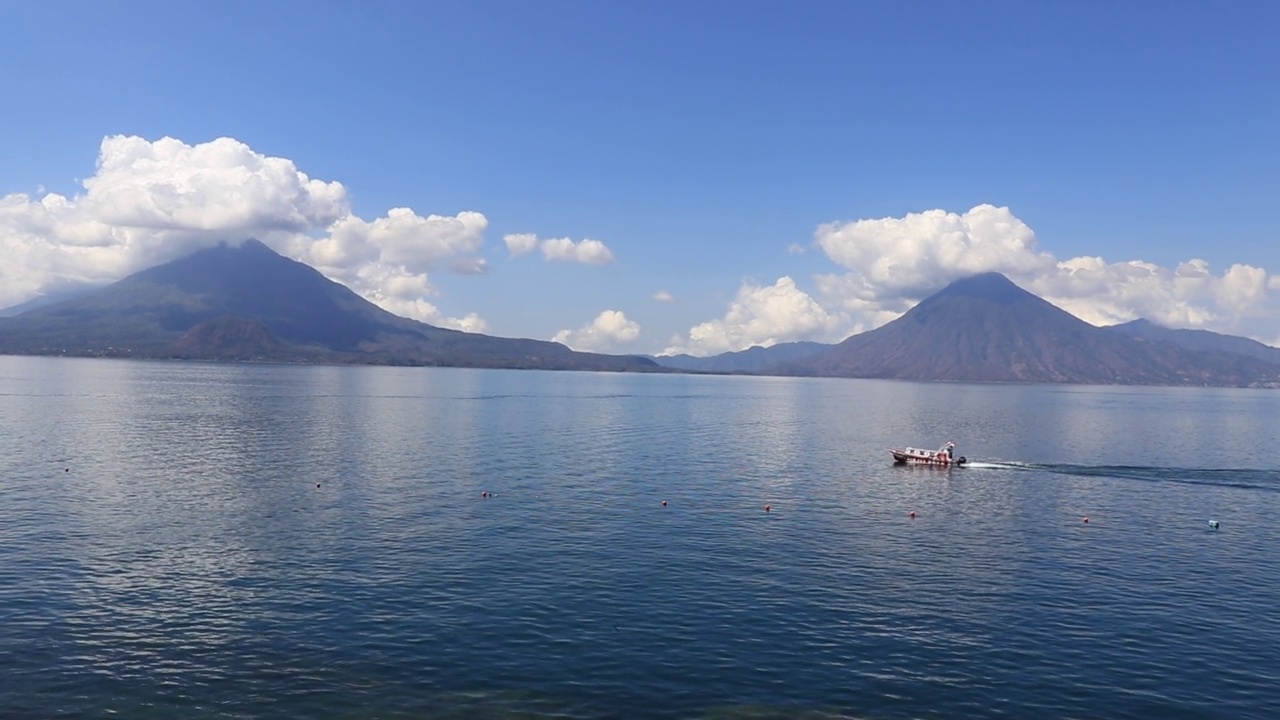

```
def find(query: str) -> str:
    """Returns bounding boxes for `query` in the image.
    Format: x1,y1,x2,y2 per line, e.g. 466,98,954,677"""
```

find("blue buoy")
1208,520,1220,530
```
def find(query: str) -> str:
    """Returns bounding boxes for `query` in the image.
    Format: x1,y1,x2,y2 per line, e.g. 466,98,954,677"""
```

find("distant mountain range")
651,341,832,373
3,245,1278,386
0,240,660,372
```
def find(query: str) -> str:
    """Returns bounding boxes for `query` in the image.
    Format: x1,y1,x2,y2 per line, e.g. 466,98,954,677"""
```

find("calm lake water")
2,356,1278,719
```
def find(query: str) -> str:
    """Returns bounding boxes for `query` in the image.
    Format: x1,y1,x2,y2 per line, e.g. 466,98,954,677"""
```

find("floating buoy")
764,504,771,513
315,483,320,489
661,499,668,506
909,510,916,519
64,468,69,473
481,491,488,498
1083,517,1089,524
1209,520,1220,530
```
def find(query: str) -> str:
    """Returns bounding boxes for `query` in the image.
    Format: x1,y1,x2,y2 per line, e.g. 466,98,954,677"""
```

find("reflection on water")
1,357,1279,719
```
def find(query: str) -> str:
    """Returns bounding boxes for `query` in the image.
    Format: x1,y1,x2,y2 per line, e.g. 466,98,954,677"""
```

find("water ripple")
1,360,1278,718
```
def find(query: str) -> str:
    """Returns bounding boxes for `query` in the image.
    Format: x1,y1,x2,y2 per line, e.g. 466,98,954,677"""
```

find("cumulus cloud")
542,237,615,265
278,206,489,318
663,277,847,356
504,233,615,265
503,232,538,257
1028,257,1272,330
552,310,641,352
311,208,488,276
85,135,348,232
652,289,674,303
430,310,489,334
0,135,487,326
816,204,1056,302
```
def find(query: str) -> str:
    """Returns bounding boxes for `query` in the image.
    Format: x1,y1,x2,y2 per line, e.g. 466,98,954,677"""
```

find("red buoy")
909,511,916,519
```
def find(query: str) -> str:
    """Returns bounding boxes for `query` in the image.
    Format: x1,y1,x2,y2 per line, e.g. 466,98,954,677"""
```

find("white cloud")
1028,257,1273,330
552,310,641,352
329,208,487,275
502,233,616,265
290,207,488,278
541,237,615,265
504,232,538,257
663,277,847,356
432,310,489,333
816,204,1056,302
786,242,806,255
0,135,487,326
367,293,490,333
85,135,348,232
653,289,674,302
279,207,489,319
319,263,484,331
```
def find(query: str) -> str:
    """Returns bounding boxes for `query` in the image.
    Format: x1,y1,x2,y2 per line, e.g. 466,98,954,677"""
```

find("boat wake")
961,461,1021,470
963,461,1280,493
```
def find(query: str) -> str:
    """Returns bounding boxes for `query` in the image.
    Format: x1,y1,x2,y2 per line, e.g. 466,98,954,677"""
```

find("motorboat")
891,441,965,466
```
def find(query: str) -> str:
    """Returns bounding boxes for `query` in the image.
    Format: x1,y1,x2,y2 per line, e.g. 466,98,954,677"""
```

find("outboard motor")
956,456,967,466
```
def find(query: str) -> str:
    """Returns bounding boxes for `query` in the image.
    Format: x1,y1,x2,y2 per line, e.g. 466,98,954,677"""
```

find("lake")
1,356,1278,719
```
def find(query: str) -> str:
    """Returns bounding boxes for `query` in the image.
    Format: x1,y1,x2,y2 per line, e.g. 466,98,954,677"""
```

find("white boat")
891,441,965,466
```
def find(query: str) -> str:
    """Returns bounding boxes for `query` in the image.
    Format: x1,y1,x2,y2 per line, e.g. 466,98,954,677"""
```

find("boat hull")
890,449,965,466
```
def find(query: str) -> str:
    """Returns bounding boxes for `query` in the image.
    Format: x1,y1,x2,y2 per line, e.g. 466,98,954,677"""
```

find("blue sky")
2,1,1278,353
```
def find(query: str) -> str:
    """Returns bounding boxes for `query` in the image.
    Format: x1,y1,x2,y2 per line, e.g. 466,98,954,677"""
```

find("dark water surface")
2,357,1278,719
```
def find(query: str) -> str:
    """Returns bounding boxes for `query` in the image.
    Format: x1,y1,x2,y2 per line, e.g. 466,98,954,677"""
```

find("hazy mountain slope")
0,285,100,317
1106,319,1280,366
653,341,831,372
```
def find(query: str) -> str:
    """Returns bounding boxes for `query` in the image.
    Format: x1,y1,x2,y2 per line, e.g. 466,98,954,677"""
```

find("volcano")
0,240,659,372
778,273,1280,386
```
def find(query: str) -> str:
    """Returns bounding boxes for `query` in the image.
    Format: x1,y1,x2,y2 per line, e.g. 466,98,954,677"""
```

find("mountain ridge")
1105,318,1280,367
651,341,832,373
4,250,1279,386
